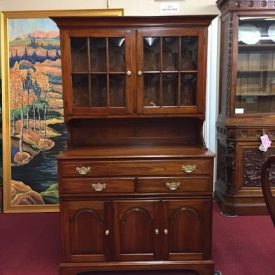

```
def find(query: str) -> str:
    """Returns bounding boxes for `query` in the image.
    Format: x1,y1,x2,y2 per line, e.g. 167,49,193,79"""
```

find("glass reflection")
162,73,178,106
181,37,198,70
162,37,179,71
144,37,160,71
144,74,160,106
109,37,125,72
109,74,126,107
90,38,106,72
71,38,88,72
91,75,107,107
72,74,89,106
180,73,197,106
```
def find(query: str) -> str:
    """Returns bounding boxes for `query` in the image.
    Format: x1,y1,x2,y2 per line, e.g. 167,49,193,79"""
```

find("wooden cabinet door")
136,28,207,115
61,200,113,262
113,200,160,261
162,199,212,261
61,29,134,117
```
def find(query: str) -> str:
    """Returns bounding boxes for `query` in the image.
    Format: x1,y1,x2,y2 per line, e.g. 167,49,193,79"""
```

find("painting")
1,9,124,213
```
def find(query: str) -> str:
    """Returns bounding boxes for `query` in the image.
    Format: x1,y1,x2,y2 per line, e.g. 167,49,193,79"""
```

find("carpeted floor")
0,201,274,275
213,202,275,275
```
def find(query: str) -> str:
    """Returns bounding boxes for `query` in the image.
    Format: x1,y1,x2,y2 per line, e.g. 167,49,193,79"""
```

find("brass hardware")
164,229,168,235
76,166,91,175
166,182,181,191
137,70,143,76
154,229,159,235
105,229,110,236
182,164,196,173
126,70,132,76
92,183,107,192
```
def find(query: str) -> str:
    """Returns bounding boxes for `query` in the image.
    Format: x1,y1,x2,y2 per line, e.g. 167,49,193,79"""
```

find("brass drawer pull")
105,229,110,236
154,228,159,235
182,164,196,173
166,182,181,191
76,166,91,175
164,228,168,235
92,183,107,192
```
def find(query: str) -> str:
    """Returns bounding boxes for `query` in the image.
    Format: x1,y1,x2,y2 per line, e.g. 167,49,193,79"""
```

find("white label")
235,108,244,114
160,3,180,15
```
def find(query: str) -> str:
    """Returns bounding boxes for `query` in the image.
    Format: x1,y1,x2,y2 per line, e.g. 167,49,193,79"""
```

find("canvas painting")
8,18,64,210
1,10,124,212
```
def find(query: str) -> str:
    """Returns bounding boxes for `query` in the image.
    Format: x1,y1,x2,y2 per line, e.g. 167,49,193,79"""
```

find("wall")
0,0,219,15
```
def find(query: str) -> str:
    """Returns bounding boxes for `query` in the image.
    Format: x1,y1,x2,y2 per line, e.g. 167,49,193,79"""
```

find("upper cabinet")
236,16,275,115
53,16,212,120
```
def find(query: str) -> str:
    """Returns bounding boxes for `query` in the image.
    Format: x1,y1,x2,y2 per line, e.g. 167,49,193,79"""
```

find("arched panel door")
163,199,212,261
113,200,160,261
61,201,112,262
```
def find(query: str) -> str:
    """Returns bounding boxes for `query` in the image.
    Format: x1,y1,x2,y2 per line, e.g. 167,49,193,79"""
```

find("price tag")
259,134,272,152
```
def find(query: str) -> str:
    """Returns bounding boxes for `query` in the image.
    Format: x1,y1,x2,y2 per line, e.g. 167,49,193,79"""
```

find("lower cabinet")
58,149,214,275
61,198,212,263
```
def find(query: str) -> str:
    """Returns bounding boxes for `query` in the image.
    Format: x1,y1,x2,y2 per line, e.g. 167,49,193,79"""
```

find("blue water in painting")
11,123,67,194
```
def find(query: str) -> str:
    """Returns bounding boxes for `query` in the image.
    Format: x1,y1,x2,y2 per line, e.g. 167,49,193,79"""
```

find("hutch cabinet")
216,0,275,215
53,15,215,275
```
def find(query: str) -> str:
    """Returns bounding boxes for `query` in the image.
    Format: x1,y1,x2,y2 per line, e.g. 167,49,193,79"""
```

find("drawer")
136,177,211,193
60,177,135,194
58,159,211,177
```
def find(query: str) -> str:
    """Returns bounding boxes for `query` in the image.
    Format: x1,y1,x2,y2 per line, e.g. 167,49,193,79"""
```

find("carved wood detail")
217,141,235,189
243,147,275,186
217,0,275,11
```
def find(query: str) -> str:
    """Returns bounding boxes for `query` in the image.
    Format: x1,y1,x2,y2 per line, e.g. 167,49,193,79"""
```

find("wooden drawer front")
136,177,211,193
61,178,135,194
59,159,211,177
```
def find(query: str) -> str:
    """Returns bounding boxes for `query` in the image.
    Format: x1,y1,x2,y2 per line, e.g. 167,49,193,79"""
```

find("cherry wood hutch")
52,15,215,275
216,0,275,215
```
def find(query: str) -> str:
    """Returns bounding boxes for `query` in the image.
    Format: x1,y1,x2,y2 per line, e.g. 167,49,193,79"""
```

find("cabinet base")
214,190,269,216
60,261,214,275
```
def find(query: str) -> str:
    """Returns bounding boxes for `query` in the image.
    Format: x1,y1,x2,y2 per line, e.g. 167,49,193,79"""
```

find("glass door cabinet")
53,15,215,275
61,26,206,118
216,0,275,216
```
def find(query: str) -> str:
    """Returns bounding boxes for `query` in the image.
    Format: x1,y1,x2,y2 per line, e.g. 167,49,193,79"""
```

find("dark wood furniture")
215,0,275,215
52,15,215,275
261,156,275,226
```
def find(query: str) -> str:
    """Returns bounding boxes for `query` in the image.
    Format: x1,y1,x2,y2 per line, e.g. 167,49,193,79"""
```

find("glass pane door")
236,17,275,114
142,35,198,110
70,36,127,109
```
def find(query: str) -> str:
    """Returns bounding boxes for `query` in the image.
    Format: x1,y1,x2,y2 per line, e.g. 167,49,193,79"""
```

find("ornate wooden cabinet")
52,16,215,275
216,0,275,215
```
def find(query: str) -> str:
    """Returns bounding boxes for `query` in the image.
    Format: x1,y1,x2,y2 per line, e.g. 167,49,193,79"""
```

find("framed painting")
0,9,124,213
